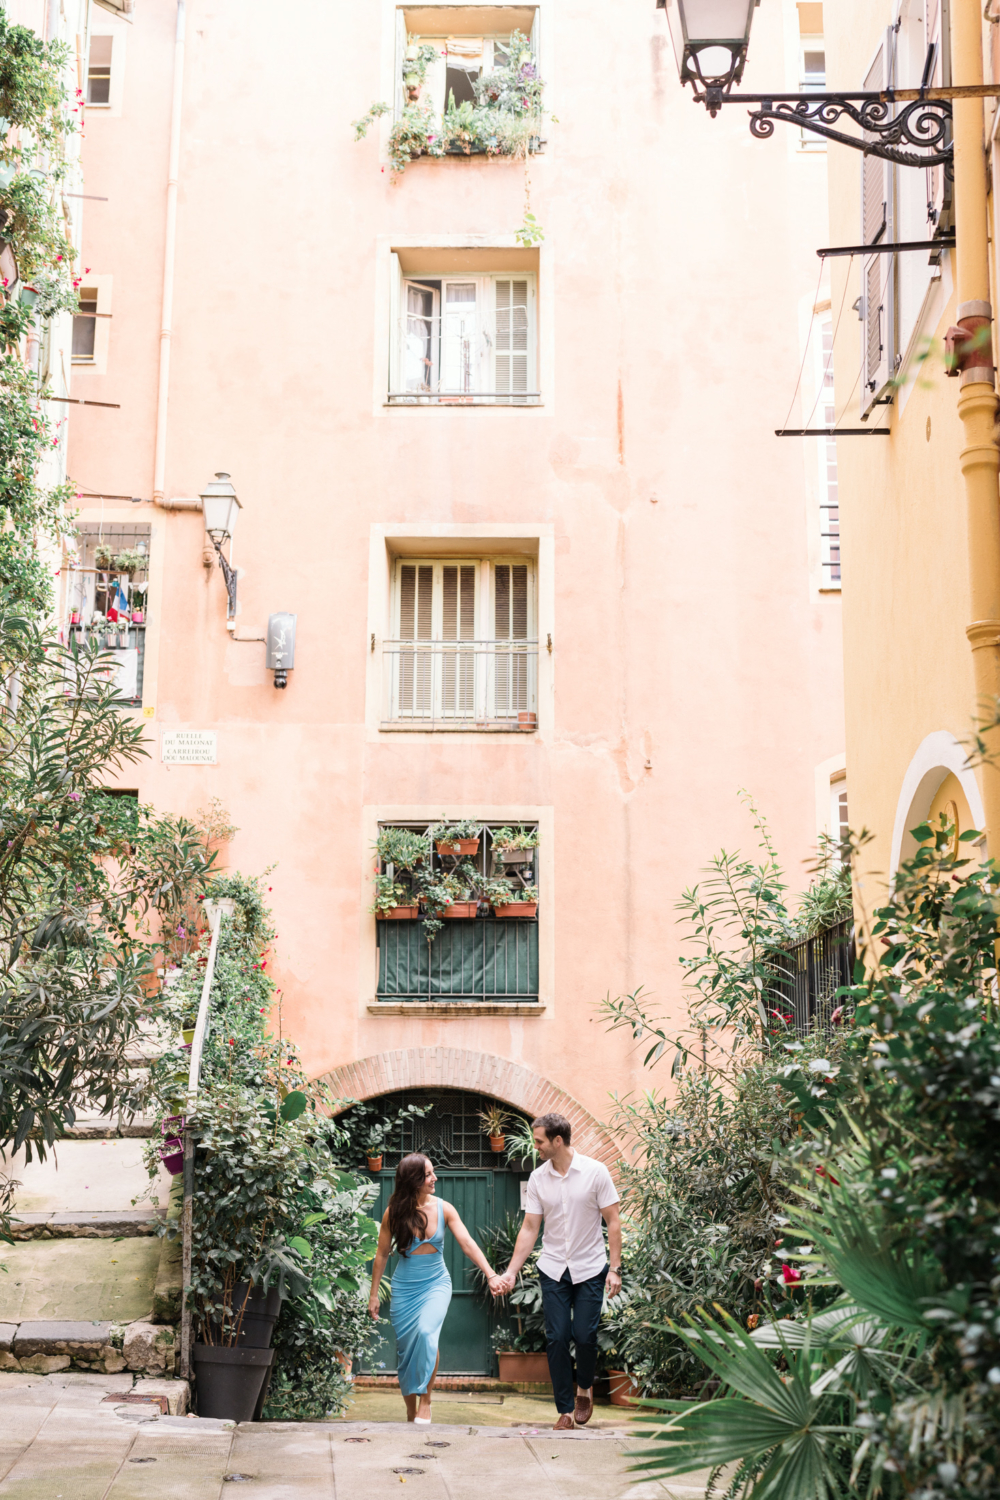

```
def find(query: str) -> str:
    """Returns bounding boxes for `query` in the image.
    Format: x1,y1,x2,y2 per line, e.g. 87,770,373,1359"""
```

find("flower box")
493,902,537,919
435,838,480,859
498,848,533,865
383,905,419,920
518,711,536,728
497,1351,550,1384
444,902,479,919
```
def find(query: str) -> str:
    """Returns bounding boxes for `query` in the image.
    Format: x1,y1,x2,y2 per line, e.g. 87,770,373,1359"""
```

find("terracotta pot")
384,905,418,920
608,1369,640,1406
405,82,422,100
335,1350,353,1376
489,1135,505,1153
366,1156,383,1172
518,711,537,728
444,901,478,919
493,902,538,919
497,1351,550,1384
435,838,480,858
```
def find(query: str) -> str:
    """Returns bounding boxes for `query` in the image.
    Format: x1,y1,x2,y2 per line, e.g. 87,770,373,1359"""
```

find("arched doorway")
344,1087,533,1377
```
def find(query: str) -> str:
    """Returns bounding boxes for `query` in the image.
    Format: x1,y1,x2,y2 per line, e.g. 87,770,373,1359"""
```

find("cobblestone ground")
0,1373,713,1499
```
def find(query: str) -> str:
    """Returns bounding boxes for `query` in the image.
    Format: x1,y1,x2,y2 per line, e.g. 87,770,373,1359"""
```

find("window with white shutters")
389,269,538,405
924,0,952,235
860,32,897,417
385,559,537,728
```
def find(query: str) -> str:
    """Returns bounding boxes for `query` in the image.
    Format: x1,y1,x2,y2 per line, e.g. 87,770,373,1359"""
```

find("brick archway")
316,1048,618,1170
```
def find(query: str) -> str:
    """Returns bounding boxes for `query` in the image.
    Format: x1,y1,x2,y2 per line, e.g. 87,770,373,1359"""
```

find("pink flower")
67,792,80,801
830,1006,844,1025
781,1265,802,1285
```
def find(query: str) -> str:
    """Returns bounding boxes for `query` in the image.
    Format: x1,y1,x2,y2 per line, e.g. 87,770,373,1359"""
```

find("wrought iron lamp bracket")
701,89,952,171
208,535,238,618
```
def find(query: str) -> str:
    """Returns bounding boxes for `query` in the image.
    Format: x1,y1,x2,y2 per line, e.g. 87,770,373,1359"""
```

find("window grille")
337,1089,533,1170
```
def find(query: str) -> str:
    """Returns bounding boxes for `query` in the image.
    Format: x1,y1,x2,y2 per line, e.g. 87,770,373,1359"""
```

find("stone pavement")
0,1372,713,1499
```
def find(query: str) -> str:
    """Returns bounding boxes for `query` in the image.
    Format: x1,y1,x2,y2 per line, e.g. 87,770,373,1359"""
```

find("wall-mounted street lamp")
659,0,957,169
199,471,242,619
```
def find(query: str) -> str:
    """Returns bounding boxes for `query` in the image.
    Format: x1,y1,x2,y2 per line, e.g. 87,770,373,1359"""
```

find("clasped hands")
488,1269,515,1298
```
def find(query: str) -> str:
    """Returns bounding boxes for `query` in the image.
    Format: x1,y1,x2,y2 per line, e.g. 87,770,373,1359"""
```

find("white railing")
382,639,537,727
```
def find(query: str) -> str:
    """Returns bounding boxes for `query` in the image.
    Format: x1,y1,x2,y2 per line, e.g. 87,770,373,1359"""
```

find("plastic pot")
217,1282,283,1349
493,902,538,919
499,848,533,865
193,1343,274,1422
443,902,478,919
489,1135,505,1154
435,838,480,858
383,905,418,920
159,1138,184,1175
181,1028,195,1045
366,1155,384,1172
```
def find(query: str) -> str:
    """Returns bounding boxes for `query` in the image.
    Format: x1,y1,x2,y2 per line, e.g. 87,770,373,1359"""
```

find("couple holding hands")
368,1112,622,1429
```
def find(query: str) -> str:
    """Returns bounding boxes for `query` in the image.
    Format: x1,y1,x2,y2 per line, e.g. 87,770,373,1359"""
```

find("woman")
369,1153,504,1424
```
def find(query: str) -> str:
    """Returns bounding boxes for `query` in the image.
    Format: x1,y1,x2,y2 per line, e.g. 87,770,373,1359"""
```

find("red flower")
781,1264,803,1285
816,1165,840,1185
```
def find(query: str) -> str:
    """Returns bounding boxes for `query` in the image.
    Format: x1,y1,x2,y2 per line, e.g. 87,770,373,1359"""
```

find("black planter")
211,1282,282,1349
193,1344,275,1422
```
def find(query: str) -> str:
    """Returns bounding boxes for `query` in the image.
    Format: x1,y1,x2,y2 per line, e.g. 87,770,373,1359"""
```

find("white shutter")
924,0,952,234
441,564,477,717
397,563,434,717
388,252,402,396
394,9,406,120
494,279,529,400
441,280,480,393
493,562,532,716
860,32,896,416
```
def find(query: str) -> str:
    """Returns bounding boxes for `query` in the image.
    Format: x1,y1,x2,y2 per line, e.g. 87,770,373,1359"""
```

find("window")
797,9,826,152
860,30,897,414
391,264,537,404
86,35,113,105
830,776,849,845
393,13,540,145
72,289,99,363
65,524,150,708
375,821,539,1003
817,319,840,587
384,558,536,728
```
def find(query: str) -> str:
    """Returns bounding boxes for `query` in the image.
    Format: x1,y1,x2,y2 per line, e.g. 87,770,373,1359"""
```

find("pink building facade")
63,0,844,1194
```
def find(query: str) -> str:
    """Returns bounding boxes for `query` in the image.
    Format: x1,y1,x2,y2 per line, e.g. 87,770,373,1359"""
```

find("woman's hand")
487,1273,507,1298
369,1290,381,1320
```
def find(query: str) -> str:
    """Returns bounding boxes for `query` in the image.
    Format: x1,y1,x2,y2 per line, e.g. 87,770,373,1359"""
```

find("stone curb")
0,1318,177,1376
10,1209,163,1240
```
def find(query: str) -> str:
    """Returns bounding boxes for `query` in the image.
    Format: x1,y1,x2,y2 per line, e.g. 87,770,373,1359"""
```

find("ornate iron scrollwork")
746,95,952,170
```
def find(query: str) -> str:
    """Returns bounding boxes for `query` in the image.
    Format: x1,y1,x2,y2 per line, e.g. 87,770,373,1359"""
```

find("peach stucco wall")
65,0,844,1125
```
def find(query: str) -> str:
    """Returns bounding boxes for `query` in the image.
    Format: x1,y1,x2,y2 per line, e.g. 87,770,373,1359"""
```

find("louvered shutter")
441,564,476,718
398,563,433,716
494,563,530,715
388,252,403,396
860,32,896,416
494,280,529,401
924,0,952,234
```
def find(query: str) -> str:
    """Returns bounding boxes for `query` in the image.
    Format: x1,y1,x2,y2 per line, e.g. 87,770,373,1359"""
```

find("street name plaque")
161,730,217,765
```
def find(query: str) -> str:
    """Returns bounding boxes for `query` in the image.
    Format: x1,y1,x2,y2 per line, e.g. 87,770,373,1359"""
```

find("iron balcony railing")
382,638,537,728
768,919,855,1033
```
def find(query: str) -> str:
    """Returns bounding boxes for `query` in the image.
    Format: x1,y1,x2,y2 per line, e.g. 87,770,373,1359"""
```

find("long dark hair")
388,1152,432,1254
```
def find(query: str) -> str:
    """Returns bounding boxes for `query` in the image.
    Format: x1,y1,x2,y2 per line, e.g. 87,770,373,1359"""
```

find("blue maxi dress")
390,1198,452,1395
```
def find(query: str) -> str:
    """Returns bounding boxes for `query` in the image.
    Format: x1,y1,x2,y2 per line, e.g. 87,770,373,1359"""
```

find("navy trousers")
538,1265,608,1415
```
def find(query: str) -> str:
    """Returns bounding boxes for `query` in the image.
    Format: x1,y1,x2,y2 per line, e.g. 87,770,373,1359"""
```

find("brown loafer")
573,1391,593,1426
553,1412,575,1430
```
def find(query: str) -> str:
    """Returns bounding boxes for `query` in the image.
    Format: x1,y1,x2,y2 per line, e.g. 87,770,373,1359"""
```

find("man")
496,1113,621,1430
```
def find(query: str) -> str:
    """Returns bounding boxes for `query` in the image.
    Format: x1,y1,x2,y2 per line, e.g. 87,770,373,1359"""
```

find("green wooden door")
362,1169,525,1376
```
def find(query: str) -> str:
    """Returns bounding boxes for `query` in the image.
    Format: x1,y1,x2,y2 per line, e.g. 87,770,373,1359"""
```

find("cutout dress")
390,1197,452,1395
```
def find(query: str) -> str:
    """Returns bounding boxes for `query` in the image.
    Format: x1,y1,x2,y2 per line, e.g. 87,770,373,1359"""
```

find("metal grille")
769,920,855,1033
340,1089,532,1170
383,640,537,726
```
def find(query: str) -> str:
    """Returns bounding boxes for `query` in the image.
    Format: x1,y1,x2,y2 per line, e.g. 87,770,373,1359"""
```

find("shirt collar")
541,1151,580,1177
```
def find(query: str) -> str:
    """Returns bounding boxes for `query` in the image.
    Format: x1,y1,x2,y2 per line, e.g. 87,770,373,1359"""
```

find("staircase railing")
178,895,234,1383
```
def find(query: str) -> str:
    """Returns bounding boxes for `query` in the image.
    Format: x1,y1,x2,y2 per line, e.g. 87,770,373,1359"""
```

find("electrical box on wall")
266,613,296,688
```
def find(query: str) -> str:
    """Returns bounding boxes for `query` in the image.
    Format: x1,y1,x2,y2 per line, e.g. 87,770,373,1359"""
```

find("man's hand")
496,1269,516,1295
606,1270,622,1299
487,1273,507,1297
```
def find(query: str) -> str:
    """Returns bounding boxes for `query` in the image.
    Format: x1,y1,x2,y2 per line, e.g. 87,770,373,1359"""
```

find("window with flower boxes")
373,820,539,1003
64,523,149,708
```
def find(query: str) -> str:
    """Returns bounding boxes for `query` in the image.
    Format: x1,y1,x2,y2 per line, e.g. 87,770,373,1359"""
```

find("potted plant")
94,542,114,570
402,39,438,101
491,826,540,866
433,819,482,859
113,547,148,577
607,1369,641,1406
477,1215,550,1382
369,873,418,920
478,1104,510,1153
374,825,429,872
493,884,538,920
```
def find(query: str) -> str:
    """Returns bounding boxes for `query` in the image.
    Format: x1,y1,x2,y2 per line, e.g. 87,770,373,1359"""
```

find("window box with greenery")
374,821,540,1003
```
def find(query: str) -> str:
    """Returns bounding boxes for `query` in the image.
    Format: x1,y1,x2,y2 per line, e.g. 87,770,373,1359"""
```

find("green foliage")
0,609,214,1171
474,1212,546,1353
369,873,413,915
490,825,540,851
431,820,482,843
374,825,429,870
331,1096,433,1165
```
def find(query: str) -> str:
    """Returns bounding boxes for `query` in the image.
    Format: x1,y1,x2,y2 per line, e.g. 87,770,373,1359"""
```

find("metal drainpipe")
952,0,1000,857
152,1,186,504
178,897,233,1384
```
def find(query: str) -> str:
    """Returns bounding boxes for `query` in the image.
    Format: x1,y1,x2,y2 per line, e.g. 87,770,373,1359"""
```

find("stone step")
0,1233,162,1326
10,1209,163,1240
0,1319,180,1380
2,1136,172,1219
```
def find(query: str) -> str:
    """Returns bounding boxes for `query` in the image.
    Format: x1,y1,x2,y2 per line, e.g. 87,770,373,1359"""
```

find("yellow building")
819,0,1000,900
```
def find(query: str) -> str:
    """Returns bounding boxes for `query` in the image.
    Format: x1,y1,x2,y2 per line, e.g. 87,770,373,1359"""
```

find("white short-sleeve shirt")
524,1151,619,1283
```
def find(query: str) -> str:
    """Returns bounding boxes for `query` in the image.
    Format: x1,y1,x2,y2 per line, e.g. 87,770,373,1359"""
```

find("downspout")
951,0,1000,857
152,1,186,503
178,897,234,1384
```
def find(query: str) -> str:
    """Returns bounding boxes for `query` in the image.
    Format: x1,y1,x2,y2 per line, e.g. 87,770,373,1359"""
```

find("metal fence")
381,639,537,728
768,919,855,1033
